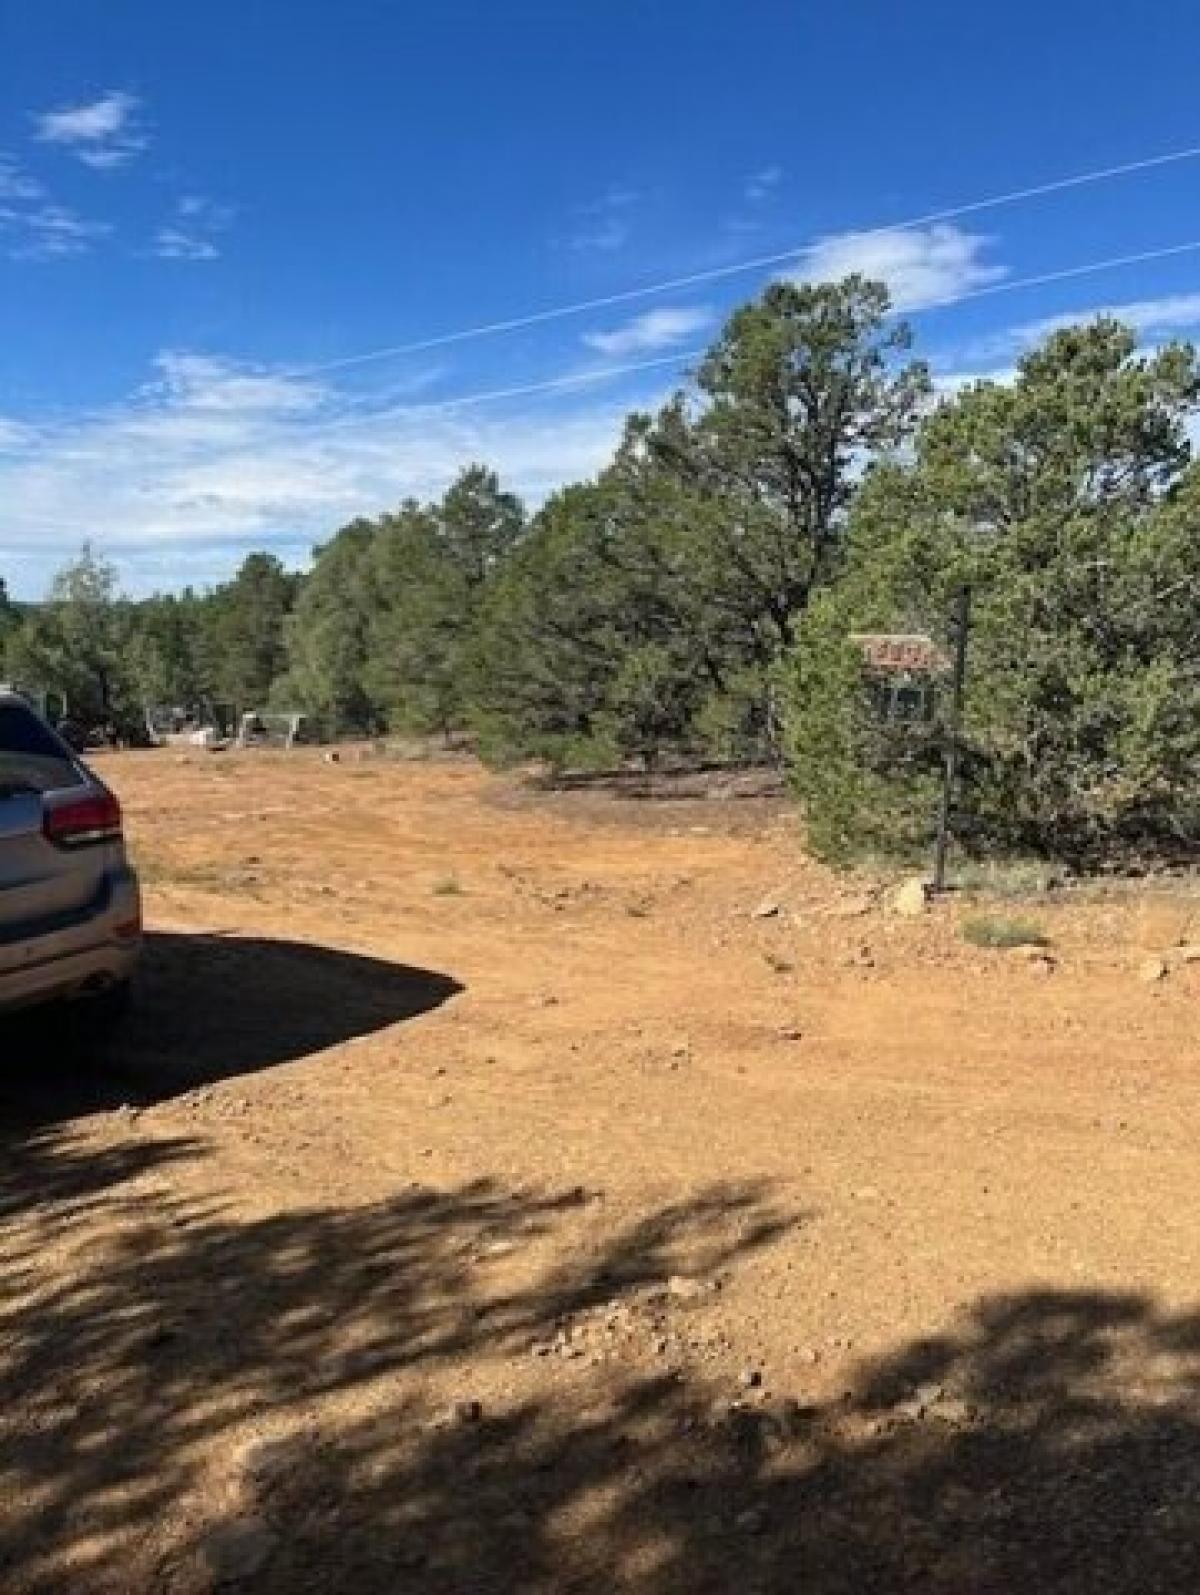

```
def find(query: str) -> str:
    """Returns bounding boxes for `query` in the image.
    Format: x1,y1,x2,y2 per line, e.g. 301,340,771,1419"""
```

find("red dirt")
3,749,1199,1592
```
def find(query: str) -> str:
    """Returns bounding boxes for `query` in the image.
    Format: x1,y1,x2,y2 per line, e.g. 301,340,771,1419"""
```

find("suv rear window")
0,703,80,796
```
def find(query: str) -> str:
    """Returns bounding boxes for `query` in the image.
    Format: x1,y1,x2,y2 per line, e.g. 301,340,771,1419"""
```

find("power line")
913,239,1200,312
275,348,707,438
10,226,1200,486
15,232,1200,473
27,348,708,467
238,238,1200,445
9,142,1200,464
287,144,1200,376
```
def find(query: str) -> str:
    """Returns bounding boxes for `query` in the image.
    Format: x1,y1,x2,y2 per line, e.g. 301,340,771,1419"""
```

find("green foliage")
0,577,18,661
685,277,929,650
276,467,526,738
5,546,141,730
467,482,623,765
208,553,299,711
368,469,525,737
274,519,378,732
469,278,926,770
6,287,1196,879
438,462,524,589
783,320,1200,864
126,590,216,712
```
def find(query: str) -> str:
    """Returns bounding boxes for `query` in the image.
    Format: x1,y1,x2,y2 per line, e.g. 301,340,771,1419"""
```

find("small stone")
752,897,782,920
235,1435,302,1490
480,1239,517,1258
739,1368,764,1390
447,1399,483,1425
936,1398,974,1426
669,1039,691,1059
199,1517,277,1583
1138,956,1168,984
777,1025,804,1042
323,750,342,764
1175,945,1200,965
666,1275,709,1301
892,877,930,917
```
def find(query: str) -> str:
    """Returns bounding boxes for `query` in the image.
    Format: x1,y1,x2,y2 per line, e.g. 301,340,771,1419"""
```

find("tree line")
4,276,1198,864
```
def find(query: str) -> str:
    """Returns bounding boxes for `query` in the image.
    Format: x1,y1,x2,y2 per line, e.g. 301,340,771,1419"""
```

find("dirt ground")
3,748,1200,1593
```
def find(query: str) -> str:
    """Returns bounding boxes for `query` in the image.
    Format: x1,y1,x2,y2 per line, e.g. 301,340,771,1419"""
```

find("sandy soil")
2,748,1199,1593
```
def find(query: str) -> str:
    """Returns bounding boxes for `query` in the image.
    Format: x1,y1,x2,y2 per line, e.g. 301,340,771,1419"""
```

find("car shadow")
1,930,462,1126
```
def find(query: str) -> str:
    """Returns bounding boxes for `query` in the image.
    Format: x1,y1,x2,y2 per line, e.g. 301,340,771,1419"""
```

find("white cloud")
0,418,36,451
152,353,326,414
583,305,712,357
0,353,665,595
36,91,134,142
945,294,1200,372
34,90,147,169
0,201,110,260
153,194,234,260
567,187,638,253
0,152,109,259
1014,294,1200,347
744,164,783,203
0,154,44,203
793,223,1006,311
155,228,219,261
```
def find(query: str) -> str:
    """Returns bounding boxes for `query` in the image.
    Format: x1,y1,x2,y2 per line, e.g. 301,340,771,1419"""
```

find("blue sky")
2,0,1200,596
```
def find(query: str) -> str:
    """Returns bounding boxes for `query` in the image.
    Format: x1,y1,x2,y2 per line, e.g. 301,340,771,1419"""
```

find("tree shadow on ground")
210,1287,1200,1595
4,1129,1200,1593
0,931,461,1125
0,1133,794,1594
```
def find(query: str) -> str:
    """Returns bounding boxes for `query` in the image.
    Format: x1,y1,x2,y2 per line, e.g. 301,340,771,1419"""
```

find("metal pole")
932,585,971,893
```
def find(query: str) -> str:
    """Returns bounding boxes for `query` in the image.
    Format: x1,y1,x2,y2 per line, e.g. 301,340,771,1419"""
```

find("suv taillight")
43,790,123,848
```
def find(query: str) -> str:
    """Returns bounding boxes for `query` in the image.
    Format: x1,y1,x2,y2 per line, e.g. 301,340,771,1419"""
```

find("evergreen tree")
783,321,1200,862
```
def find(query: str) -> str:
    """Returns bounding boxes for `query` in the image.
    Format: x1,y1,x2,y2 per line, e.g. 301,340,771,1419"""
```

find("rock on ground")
199,1516,278,1583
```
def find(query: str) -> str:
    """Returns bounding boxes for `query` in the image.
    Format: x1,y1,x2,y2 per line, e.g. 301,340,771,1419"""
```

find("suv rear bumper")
0,874,141,1014
0,938,140,1013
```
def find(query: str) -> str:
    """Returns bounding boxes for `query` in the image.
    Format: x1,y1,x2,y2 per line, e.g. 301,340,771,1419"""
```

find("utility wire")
10,143,1200,463
287,145,1200,376
216,239,1200,445
15,232,1200,477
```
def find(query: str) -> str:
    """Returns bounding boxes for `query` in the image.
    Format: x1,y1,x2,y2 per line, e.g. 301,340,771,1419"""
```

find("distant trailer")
236,710,319,749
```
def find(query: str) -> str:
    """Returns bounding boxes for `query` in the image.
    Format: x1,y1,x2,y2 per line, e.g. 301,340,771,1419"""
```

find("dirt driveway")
3,749,1199,1593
